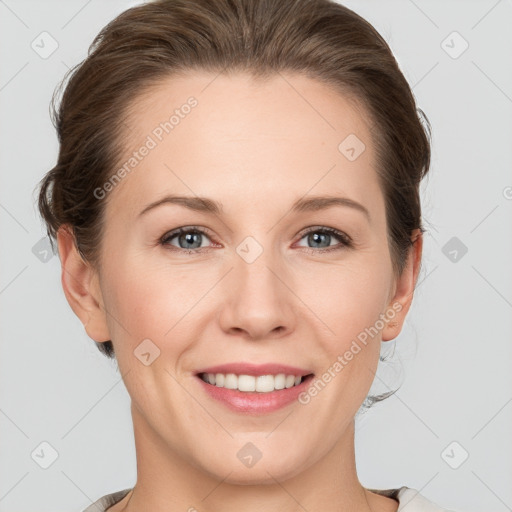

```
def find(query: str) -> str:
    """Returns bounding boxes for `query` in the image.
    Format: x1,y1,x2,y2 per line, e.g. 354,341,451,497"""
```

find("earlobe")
382,229,423,342
57,225,111,343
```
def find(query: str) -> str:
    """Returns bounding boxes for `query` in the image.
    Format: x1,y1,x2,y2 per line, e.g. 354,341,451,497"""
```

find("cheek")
103,257,210,353
296,256,392,341
307,267,389,396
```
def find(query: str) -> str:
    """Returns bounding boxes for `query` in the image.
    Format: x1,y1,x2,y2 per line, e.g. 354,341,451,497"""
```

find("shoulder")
81,488,132,512
368,486,459,512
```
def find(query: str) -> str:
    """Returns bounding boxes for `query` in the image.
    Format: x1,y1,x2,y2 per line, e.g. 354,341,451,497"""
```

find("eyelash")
159,225,353,255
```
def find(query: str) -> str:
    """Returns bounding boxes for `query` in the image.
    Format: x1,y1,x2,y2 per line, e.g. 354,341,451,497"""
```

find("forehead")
106,71,380,218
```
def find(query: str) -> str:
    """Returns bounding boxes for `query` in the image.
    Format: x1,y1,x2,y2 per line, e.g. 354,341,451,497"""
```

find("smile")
195,372,315,414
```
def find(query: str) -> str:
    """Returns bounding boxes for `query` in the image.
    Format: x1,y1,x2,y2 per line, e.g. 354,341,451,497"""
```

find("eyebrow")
138,194,370,221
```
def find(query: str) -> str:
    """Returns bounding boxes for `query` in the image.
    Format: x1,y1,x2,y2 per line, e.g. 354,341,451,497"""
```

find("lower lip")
196,374,315,414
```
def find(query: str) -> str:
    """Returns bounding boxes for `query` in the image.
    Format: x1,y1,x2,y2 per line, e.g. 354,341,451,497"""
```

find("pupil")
310,232,329,248
181,232,201,249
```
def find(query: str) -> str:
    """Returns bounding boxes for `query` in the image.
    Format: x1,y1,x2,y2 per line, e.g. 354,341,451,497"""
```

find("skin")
58,71,422,512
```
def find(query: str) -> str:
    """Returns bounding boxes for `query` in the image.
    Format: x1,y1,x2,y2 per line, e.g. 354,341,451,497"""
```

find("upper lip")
195,363,314,377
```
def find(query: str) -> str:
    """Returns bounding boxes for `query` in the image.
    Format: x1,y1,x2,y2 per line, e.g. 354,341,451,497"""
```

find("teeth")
200,373,305,393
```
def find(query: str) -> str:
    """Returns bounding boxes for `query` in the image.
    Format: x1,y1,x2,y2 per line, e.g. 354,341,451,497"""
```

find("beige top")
82,486,457,511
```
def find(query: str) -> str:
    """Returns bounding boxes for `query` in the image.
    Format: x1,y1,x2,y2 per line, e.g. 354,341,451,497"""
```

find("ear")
381,229,423,342
56,225,111,343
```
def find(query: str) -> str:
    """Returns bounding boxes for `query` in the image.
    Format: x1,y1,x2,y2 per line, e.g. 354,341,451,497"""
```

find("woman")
36,0,456,510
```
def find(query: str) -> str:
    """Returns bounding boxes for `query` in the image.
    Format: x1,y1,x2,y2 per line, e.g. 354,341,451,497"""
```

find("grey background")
0,1,511,511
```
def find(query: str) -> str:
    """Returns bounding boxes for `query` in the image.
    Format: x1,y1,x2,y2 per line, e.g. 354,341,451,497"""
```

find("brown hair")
36,0,431,375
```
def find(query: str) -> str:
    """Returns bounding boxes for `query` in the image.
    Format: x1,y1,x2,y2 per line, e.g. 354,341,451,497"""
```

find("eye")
160,226,215,253
159,225,352,255
295,227,352,253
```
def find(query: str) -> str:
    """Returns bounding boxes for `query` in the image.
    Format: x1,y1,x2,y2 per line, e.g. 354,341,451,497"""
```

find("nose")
218,243,297,341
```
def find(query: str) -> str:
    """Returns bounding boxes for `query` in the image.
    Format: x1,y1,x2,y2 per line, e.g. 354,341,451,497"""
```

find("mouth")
195,371,316,414
193,362,315,414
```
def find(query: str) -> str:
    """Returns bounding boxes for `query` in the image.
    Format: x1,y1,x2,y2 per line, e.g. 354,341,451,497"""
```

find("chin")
196,446,307,486
217,463,304,486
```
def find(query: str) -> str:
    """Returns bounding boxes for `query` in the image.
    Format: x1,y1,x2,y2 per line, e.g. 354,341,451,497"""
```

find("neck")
115,402,396,512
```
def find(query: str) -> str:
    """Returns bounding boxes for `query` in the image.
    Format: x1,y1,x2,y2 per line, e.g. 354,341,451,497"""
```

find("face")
62,71,419,485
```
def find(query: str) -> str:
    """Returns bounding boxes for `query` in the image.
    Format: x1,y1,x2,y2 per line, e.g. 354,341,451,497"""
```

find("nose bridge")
234,234,284,301
219,233,296,338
